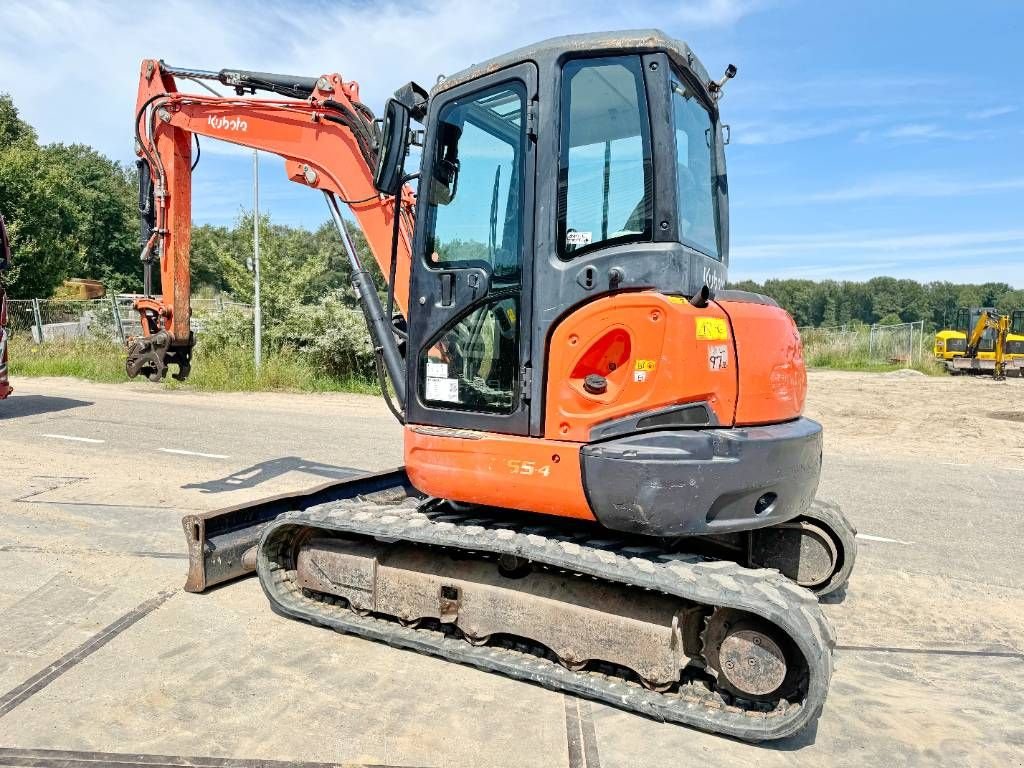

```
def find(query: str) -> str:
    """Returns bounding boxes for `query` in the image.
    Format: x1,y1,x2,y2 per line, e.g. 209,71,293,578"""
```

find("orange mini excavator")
131,31,856,740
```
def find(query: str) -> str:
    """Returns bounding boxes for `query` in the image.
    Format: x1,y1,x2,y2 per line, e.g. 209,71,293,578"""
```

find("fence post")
32,298,44,343
110,295,126,345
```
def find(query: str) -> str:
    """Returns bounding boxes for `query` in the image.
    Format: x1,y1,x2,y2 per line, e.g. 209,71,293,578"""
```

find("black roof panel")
431,29,712,98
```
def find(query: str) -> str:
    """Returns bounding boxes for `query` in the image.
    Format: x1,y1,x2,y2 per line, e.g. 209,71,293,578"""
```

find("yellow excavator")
938,307,1024,379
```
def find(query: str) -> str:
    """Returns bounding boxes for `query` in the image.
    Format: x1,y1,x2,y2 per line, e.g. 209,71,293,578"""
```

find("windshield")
671,73,720,259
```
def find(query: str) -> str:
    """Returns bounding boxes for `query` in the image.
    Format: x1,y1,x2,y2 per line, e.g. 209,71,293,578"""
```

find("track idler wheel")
750,499,858,597
700,608,805,702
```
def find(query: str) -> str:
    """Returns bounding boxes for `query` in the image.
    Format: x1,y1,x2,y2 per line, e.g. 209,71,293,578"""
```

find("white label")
426,362,448,379
708,344,729,371
633,370,647,383
425,377,460,403
566,230,593,247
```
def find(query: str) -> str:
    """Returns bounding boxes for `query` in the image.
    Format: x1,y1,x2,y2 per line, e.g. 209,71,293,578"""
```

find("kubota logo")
207,115,248,132
702,264,726,291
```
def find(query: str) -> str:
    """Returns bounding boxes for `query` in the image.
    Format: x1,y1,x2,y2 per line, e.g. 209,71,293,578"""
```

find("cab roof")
431,29,713,100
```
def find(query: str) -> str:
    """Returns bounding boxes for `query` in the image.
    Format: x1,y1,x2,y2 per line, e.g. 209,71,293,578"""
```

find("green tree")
0,94,138,297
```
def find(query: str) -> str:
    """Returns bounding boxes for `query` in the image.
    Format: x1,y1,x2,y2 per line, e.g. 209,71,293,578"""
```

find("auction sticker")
708,344,729,371
425,377,460,403
566,230,593,247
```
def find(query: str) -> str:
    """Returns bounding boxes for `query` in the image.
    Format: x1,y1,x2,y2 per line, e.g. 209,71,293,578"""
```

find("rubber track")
257,497,836,742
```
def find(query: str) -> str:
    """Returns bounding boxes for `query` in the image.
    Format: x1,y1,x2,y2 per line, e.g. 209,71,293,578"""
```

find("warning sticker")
633,370,648,383
426,362,448,379
708,344,729,371
566,230,593,247
425,377,460,403
696,317,730,341
635,359,657,371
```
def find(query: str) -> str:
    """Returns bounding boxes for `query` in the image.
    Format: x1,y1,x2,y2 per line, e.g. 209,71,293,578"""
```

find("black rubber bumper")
580,418,822,537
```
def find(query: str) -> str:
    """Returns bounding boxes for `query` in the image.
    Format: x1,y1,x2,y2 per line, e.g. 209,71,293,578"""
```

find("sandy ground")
0,371,1022,768
806,370,1024,468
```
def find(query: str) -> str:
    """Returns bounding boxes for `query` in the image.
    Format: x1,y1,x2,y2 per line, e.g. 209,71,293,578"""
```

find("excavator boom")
130,60,417,381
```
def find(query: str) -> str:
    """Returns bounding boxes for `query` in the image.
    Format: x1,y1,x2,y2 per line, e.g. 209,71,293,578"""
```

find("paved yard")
0,374,1021,767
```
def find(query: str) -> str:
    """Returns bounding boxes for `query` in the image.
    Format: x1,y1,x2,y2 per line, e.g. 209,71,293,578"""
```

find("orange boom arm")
130,59,415,380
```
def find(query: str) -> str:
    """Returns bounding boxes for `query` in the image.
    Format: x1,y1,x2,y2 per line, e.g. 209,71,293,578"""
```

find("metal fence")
798,321,927,368
5,296,252,344
868,321,926,365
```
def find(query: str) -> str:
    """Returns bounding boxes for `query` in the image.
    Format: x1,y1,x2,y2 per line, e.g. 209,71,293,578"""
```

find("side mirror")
0,214,10,271
374,98,410,196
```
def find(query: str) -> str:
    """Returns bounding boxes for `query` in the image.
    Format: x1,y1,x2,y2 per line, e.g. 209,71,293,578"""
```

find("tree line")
729,278,1024,331
2,91,1019,333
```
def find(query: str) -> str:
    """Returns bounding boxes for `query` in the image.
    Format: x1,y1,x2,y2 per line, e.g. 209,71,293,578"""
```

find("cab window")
557,56,653,257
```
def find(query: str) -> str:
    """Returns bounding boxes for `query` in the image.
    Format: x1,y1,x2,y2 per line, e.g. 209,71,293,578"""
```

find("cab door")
406,64,537,435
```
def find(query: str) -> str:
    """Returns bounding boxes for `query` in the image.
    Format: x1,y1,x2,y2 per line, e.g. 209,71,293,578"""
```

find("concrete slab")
0,375,1021,767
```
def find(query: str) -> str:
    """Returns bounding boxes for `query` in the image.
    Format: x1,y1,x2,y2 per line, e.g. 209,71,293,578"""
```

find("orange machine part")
134,60,414,344
544,293,739,441
404,426,595,521
718,299,807,425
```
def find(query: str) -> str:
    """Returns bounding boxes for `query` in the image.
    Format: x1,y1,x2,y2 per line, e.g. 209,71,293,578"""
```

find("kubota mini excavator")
130,31,856,741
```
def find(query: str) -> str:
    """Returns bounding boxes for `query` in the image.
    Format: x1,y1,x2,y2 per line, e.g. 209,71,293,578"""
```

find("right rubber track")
257,496,836,742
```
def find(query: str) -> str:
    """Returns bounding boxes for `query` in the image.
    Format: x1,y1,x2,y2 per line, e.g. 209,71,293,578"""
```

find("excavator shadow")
182,456,364,494
0,394,92,419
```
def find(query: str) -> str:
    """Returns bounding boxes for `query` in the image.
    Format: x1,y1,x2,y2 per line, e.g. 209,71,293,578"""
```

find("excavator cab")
1010,310,1024,338
1006,309,1024,359
378,33,732,441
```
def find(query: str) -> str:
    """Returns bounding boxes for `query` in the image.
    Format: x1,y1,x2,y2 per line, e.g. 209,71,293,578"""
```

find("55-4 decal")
508,459,551,477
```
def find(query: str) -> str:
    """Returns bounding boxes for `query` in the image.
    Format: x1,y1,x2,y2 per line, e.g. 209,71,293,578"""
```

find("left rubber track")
257,491,836,742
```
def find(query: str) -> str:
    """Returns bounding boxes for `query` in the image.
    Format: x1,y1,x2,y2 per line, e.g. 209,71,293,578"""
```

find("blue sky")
1,0,1021,285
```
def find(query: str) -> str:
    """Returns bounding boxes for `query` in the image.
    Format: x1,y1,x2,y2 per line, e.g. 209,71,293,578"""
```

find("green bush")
278,293,375,379
196,291,376,382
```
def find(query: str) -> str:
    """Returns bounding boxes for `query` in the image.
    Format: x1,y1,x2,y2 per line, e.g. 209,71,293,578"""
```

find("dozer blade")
181,467,417,592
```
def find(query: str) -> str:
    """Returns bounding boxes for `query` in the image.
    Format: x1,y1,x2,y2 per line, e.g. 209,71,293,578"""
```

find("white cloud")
730,74,956,115
731,229,1024,286
881,123,985,142
731,115,882,146
0,0,762,161
733,229,1024,260
786,174,1024,204
966,105,1017,120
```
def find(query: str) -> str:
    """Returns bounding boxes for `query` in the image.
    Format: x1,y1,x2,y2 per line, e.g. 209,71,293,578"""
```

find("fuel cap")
583,374,608,395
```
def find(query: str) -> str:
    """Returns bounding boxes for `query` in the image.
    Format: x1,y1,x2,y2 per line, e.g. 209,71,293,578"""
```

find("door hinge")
520,367,533,399
526,103,537,140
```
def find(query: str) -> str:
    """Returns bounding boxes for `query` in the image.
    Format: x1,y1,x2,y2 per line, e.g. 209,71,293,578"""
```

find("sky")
0,0,1021,285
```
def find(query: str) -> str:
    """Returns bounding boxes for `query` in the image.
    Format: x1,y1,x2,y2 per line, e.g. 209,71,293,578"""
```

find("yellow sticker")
506,307,517,323
635,359,657,371
668,296,687,305
695,317,729,341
